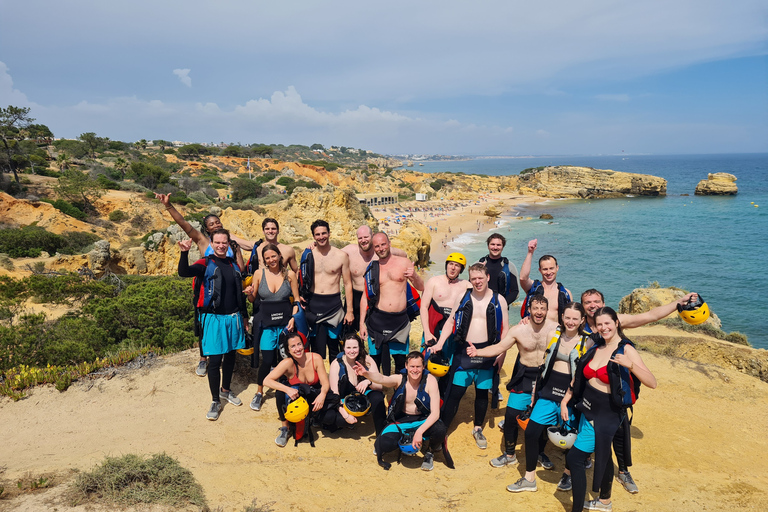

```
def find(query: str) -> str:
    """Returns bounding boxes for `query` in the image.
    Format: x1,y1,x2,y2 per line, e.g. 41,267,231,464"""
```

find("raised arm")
519,238,537,292
619,292,698,329
353,361,402,388
156,193,208,253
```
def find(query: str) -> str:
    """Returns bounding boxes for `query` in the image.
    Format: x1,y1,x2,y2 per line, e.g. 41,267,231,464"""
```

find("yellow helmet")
242,275,253,288
283,396,309,423
677,294,710,325
236,347,255,356
446,252,467,271
342,393,371,417
427,351,451,377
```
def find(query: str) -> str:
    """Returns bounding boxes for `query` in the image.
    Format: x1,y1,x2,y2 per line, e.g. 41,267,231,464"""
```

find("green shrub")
96,174,120,190
231,177,263,201
276,176,294,187
108,210,128,222
40,199,87,220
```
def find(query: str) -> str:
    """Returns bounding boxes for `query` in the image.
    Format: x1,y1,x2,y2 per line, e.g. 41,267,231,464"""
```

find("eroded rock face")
695,173,738,196
516,166,667,198
391,221,431,267
619,286,721,329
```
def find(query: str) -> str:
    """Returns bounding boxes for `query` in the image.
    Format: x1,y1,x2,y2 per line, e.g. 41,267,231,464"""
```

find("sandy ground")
1,336,767,511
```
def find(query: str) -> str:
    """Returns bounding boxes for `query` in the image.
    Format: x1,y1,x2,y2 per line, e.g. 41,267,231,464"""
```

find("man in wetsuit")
580,288,698,495
360,232,424,376
479,233,519,306
434,263,509,449
520,239,573,323
299,220,355,362
343,225,407,330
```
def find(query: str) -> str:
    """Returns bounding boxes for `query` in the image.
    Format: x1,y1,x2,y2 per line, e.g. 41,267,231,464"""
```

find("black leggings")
310,323,340,362
320,390,387,436
371,345,406,377
257,348,278,386
441,384,489,429
613,415,630,471
207,351,236,402
375,419,448,459
568,447,613,512
523,419,552,471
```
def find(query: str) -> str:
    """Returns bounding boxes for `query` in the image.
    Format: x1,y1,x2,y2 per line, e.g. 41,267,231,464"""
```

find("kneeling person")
354,352,448,471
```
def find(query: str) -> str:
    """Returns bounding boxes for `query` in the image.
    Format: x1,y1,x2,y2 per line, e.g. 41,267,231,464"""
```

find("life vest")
244,239,264,276
387,368,431,421
453,289,503,348
538,328,590,388
363,260,421,321
570,338,641,412
521,280,571,319
192,255,244,314
479,255,518,304
298,248,314,299
427,299,452,339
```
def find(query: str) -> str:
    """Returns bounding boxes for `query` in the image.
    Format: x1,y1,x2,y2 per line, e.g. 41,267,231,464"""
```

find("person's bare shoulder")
341,244,357,257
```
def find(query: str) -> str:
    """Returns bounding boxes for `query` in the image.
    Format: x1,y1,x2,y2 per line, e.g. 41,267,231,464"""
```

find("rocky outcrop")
516,166,666,198
391,221,431,267
694,173,738,195
619,285,721,329
0,192,108,236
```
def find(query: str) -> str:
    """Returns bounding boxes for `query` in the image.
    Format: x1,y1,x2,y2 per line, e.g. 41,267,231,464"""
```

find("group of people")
159,193,697,512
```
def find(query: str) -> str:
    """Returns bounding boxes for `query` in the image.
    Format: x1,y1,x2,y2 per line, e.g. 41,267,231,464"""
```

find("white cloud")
0,61,34,107
173,69,191,87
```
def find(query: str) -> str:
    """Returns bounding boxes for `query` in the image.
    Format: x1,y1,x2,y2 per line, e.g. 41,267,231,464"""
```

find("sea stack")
694,173,738,195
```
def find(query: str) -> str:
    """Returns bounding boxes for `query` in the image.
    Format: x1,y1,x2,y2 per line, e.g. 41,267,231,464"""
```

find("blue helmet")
398,432,420,456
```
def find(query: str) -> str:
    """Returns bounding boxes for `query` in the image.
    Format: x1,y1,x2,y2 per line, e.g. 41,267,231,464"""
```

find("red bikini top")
583,364,610,384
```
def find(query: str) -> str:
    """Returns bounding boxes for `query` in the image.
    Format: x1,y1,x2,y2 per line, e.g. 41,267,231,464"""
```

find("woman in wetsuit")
560,307,656,512
245,244,300,412
507,302,593,493
263,332,330,447
177,231,248,421
324,332,386,436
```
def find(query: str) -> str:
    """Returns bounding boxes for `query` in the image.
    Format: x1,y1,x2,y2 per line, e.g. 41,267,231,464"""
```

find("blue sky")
1,0,766,155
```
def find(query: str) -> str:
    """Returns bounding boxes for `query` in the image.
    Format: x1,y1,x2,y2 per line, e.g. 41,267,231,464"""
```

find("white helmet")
547,425,578,450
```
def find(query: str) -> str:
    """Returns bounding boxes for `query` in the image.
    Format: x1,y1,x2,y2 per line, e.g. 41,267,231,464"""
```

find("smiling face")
596,313,619,341
372,233,390,259
357,226,373,252
343,337,361,361
263,248,280,270
582,293,605,318
487,238,504,258
539,257,559,284
211,233,230,258
288,335,305,359
263,221,279,243
561,307,585,334
205,216,223,235
529,299,548,326
406,356,424,380
312,225,329,247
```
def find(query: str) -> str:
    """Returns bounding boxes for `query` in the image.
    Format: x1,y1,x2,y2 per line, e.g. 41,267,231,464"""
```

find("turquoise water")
414,154,768,349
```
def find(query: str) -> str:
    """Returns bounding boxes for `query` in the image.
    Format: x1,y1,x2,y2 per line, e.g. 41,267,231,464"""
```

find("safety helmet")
237,332,255,356
427,351,451,377
445,252,467,272
236,347,255,356
283,396,309,423
398,432,420,456
677,294,710,325
343,392,371,417
516,406,532,431
547,425,578,450
242,275,253,288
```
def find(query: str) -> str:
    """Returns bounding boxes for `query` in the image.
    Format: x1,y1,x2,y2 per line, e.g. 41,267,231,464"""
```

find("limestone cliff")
619,286,721,329
515,166,666,198
391,221,431,267
694,172,738,195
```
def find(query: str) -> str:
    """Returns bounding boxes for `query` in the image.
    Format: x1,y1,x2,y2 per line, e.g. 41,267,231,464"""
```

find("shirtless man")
520,239,572,323
236,218,298,273
342,225,406,329
298,220,354,361
580,288,698,495
434,263,509,449
467,295,557,466
354,351,448,471
360,233,424,376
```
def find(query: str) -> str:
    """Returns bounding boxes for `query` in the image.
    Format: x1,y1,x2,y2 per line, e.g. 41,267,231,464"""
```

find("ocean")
411,154,768,349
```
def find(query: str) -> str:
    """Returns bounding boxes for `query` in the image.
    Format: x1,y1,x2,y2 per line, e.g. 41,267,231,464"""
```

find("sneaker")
472,428,487,449
585,456,593,469
219,389,242,406
250,392,263,411
206,401,222,421
499,419,505,430
538,453,554,470
275,426,290,447
506,477,537,493
557,473,572,492
584,499,612,511
617,471,639,494
196,360,207,377
421,452,434,471
490,453,518,468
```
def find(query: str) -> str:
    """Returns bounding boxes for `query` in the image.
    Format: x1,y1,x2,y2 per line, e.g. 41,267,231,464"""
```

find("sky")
1,0,767,156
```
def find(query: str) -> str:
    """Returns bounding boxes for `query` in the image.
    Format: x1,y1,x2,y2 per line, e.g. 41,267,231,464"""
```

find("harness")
521,279,571,319
479,255,518,303
244,239,264,275
387,369,431,422
570,338,641,413
298,248,314,299
193,255,244,314
453,289,503,349
363,260,421,321
539,328,590,385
